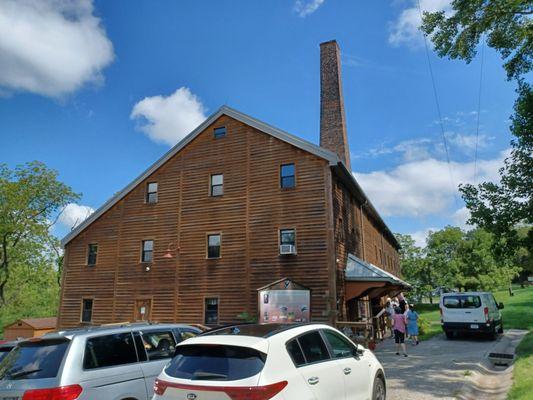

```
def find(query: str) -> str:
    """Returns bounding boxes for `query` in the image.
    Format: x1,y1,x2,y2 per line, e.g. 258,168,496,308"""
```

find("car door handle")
343,367,352,375
308,376,319,385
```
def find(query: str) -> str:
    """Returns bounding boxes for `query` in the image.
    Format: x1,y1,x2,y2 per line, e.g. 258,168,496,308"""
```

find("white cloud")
354,150,508,218
446,133,491,154
0,0,114,98
452,206,472,230
131,87,207,146
409,227,437,247
389,0,452,48
58,203,94,230
294,0,325,17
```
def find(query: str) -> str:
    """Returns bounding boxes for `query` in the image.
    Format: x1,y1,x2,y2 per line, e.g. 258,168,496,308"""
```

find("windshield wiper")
192,371,228,380
8,368,42,379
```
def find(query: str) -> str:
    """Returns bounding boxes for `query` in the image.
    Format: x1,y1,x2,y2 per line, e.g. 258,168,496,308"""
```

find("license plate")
470,324,479,329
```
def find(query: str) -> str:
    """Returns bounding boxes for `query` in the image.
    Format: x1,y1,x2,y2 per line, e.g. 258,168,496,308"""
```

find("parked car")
440,292,504,340
0,322,202,400
0,341,17,363
153,323,386,400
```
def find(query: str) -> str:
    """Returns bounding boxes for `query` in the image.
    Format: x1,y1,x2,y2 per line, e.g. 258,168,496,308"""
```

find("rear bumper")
442,320,501,333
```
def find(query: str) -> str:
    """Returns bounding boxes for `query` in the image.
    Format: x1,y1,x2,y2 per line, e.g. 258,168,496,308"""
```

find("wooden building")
3,317,57,341
58,40,408,329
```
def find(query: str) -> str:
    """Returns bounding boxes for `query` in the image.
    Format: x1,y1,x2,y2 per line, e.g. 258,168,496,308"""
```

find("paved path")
374,333,502,400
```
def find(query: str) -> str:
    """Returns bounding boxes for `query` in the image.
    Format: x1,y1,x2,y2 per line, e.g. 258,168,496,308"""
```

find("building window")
141,240,154,263
146,182,158,204
280,163,295,188
87,244,98,266
280,229,296,246
207,234,221,258
81,299,93,323
205,298,219,324
210,174,223,196
214,126,226,139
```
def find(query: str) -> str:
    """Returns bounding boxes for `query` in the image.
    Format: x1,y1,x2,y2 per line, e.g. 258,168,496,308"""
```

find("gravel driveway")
374,333,500,400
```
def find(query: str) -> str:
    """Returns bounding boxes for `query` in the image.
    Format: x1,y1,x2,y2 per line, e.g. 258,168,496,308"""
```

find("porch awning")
344,254,411,300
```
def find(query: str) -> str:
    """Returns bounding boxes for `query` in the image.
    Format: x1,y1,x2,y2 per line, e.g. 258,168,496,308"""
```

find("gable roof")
5,317,57,330
61,106,339,247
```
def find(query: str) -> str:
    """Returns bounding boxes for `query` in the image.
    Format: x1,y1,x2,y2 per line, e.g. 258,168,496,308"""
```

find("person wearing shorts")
392,306,408,357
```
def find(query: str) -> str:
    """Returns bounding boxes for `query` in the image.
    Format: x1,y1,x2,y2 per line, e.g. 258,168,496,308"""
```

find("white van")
440,292,504,340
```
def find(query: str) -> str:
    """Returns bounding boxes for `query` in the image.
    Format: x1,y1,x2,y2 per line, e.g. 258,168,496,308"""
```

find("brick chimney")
320,40,351,169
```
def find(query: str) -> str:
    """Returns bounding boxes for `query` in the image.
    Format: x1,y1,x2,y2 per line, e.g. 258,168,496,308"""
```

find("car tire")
445,331,454,339
372,375,386,400
498,323,504,334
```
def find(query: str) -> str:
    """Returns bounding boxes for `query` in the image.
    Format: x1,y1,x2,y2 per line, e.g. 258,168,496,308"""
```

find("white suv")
153,323,386,400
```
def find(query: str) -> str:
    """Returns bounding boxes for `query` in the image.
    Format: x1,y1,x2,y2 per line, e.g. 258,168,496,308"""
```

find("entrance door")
135,299,152,321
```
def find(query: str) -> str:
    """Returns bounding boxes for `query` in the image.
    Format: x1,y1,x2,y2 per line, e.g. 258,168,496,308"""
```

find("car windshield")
443,295,482,309
0,347,14,363
0,338,69,380
165,344,266,381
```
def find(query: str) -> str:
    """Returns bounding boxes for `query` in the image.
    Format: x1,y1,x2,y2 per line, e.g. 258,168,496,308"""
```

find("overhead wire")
416,0,461,209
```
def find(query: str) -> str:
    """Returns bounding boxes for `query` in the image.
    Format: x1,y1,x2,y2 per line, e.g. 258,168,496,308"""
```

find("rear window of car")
83,332,137,369
0,339,69,380
443,295,482,309
165,344,266,381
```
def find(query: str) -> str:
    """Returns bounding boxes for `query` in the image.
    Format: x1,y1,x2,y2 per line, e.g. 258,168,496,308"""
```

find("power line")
474,35,485,184
416,0,460,209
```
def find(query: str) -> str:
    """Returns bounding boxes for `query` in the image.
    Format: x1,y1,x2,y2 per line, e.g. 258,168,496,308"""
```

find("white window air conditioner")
279,244,297,255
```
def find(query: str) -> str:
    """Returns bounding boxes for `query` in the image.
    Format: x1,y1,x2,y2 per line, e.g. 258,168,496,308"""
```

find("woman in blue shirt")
406,304,420,345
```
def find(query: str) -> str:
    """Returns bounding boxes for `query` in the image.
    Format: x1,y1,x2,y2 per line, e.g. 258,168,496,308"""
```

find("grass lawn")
507,330,533,400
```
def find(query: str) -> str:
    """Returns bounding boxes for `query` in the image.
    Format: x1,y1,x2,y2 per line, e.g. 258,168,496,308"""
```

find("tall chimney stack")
320,40,351,169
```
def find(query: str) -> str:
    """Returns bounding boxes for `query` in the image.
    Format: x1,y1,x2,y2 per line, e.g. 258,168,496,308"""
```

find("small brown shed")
3,317,57,341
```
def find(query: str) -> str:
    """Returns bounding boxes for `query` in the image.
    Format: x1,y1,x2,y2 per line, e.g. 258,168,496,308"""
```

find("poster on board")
259,289,310,323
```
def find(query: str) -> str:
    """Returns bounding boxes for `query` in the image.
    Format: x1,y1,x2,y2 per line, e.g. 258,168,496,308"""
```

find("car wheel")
445,331,454,339
498,323,504,334
372,375,386,400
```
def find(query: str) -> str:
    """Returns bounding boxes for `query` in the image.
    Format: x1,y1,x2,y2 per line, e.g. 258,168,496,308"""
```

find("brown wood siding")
332,176,401,319
59,115,332,328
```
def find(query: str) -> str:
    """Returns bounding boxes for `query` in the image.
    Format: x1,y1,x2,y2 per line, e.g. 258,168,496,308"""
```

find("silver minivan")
0,323,202,400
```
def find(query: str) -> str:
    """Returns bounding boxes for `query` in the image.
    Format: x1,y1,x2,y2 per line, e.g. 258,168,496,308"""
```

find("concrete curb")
455,329,528,400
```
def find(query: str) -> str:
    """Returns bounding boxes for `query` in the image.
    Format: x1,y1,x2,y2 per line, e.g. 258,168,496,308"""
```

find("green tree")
0,161,79,304
422,1,533,258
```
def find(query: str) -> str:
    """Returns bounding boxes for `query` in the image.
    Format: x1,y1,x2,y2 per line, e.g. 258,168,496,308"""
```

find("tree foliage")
0,161,78,305
422,1,533,258
397,226,523,300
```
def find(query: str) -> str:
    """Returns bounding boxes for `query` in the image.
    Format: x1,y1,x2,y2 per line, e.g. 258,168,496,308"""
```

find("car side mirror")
498,302,504,309
353,345,363,357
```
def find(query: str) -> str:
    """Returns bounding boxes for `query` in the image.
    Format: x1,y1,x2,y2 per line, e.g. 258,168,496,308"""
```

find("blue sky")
0,0,517,246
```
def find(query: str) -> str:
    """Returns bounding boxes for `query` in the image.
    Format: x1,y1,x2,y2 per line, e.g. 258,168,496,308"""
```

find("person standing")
406,304,420,345
392,306,408,357
375,299,395,338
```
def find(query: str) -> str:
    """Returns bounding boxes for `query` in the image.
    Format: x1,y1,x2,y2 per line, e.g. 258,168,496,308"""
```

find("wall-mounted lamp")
145,265,151,272
163,242,179,259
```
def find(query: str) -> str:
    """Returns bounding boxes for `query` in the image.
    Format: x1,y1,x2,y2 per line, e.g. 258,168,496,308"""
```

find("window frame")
82,332,138,370
280,163,296,189
206,233,221,259
80,298,94,323
87,243,98,266
140,329,177,361
214,126,227,139
141,240,154,263
320,329,357,360
279,228,296,246
210,173,224,197
146,182,158,204
204,296,220,325
285,329,333,368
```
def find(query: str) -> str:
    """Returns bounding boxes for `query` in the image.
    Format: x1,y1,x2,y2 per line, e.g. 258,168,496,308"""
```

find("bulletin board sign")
258,289,310,323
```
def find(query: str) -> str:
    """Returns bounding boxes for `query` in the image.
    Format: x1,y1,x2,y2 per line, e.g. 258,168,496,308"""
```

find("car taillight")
153,379,288,400
225,381,288,400
484,307,489,321
154,378,168,395
22,385,83,400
